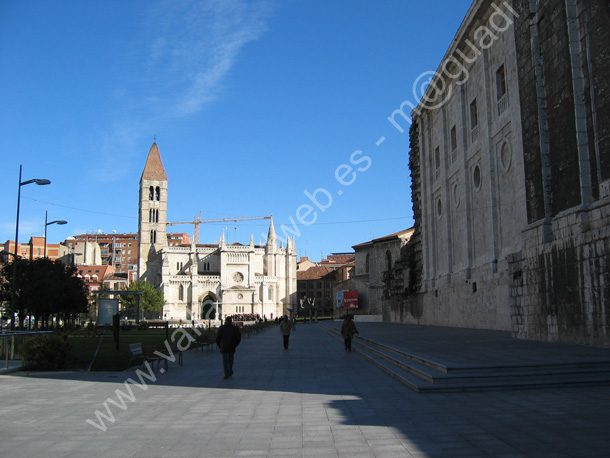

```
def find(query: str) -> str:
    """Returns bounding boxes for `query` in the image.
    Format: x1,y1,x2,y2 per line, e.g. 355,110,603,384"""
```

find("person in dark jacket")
216,316,241,379
279,315,292,349
340,315,359,352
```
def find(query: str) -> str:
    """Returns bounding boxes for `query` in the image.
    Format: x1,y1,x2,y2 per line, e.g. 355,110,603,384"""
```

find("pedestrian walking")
215,316,241,379
279,315,292,349
341,314,359,352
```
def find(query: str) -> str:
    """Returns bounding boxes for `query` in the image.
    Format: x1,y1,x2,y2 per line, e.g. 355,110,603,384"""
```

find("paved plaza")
1,322,609,458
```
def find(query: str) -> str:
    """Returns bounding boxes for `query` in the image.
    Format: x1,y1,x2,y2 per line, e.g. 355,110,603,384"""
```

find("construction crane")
166,212,272,244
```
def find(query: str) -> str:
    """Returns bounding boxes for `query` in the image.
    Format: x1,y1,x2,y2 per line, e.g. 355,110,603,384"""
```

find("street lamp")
10,165,51,329
44,211,67,258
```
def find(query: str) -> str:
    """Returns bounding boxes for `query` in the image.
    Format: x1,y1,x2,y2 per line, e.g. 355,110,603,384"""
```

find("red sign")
343,290,358,309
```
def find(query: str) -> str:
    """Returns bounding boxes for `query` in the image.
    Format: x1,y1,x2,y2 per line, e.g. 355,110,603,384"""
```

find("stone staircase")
320,324,610,393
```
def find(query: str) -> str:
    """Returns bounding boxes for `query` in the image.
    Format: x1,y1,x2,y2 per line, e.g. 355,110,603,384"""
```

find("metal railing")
1,330,52,369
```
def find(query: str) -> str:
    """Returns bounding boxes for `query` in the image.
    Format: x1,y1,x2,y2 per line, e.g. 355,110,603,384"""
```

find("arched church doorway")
200,294,217,320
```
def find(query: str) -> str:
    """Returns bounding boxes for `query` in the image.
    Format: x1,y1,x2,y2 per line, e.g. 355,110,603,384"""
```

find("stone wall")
509,214,610,346
389,0,610,346
508,0,610,346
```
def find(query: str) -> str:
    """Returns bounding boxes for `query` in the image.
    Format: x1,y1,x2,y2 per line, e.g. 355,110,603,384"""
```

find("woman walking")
340,315,359,352
279,315,292,349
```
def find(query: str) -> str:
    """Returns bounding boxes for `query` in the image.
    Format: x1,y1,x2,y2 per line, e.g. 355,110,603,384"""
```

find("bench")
159,343,183,366
127,343,168,371
193,334,215,352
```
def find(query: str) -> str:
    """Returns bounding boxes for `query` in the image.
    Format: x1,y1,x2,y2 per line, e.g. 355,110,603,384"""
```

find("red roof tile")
141,143,167,181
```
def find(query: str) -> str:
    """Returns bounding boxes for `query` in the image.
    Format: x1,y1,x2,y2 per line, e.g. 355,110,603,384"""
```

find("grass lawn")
70,328,217,371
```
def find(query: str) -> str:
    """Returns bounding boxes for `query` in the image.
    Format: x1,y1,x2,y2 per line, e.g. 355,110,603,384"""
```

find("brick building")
2,238,66,262
64,231,189,282
297,265,337,318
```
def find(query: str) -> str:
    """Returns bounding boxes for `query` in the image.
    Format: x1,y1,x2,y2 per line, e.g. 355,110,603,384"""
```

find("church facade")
137,143,297,322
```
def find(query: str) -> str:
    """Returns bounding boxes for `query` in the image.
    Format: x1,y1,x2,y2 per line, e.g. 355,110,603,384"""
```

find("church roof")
141,142,167,181
297,265,336,281
352,228,415,249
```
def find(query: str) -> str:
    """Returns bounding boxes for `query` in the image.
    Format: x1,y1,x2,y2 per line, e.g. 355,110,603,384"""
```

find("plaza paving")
0,322,609,458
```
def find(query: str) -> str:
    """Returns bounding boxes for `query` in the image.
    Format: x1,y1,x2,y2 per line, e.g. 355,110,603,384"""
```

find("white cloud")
91,0,273,184
146,0,272,117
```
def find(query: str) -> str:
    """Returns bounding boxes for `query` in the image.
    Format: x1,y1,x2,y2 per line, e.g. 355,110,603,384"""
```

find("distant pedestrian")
279,315,292,349
341,315,359,352
215,316,241,379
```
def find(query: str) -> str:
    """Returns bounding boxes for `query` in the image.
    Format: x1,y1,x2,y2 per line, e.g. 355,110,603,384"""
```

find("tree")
0,258,89,329
121,280,165,319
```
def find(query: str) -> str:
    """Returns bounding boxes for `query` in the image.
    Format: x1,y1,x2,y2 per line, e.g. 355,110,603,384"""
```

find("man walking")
216,316,241,379
279,315,292,350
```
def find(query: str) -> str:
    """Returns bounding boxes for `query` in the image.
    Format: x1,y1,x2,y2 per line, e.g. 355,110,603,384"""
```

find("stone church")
137,143,297,322
386,0,609,346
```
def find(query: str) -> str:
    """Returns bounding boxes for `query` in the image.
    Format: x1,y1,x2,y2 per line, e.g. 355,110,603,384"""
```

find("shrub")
19,334,83,370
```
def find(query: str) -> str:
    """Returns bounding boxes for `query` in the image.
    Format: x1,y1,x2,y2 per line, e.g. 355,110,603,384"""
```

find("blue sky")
0,0,472,260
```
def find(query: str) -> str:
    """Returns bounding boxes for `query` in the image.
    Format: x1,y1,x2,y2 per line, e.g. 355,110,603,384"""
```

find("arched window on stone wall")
385,250,392,272
155,186,161,201
178,284,184,301
149,186,154,200
365,254,370,273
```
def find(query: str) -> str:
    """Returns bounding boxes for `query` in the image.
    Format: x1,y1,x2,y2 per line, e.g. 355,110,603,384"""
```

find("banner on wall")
336,290,346,308
337,290,358,309
343,290,359,309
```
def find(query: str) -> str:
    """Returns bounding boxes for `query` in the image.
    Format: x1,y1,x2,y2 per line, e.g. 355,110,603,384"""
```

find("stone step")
320,324,610,393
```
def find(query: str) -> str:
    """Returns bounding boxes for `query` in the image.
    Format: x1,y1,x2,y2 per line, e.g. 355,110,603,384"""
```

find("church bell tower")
137,142,168,285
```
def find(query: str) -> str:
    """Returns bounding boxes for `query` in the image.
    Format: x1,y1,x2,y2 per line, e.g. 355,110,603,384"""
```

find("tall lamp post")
44,211,67,258
11,165,51,329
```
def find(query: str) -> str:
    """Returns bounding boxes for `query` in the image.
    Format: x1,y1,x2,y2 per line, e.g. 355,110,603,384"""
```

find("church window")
365,254,370,273
149,186,154,200
496,65,508,115
499,140,512,172
268,287,273,300
450,126,458,164
496,65,506,100
385,250,392,272
178,284,184,301
150,230,157,244
450,126,457,152
434,147,441,181
473,164,482,191
470,99,479,143
470,99,478,128
155,186,161,201
452,182,461,208
437,198,442,218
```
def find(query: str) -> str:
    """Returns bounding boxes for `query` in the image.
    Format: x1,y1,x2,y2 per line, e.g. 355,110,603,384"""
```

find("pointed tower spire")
141,142,167,182
266,216,277,247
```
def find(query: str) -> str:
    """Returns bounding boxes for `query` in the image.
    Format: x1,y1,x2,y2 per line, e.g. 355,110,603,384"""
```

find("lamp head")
46,220,68,226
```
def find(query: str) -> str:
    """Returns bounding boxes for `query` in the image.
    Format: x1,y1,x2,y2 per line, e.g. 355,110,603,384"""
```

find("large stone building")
338,229,414,318
137,143,297,322
386,0,609,346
